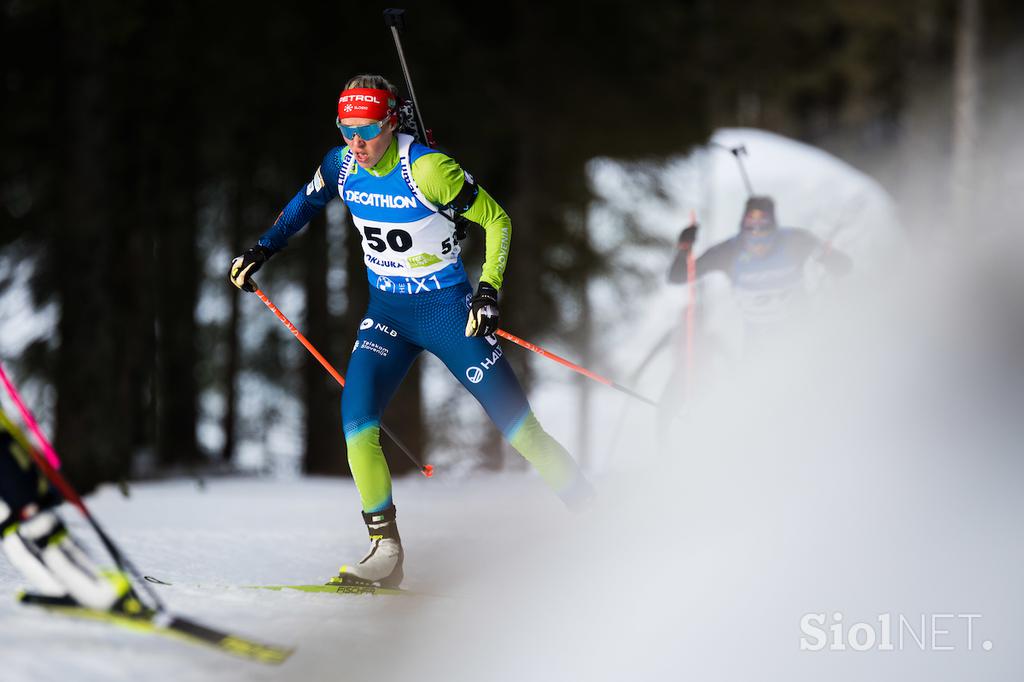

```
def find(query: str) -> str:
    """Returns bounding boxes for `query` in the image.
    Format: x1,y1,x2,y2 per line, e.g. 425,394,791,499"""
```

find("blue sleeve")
257,147,345,253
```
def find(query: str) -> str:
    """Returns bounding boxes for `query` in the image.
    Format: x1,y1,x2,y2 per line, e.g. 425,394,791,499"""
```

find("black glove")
677,224,699,252
229,245,272,292
465,281,500,338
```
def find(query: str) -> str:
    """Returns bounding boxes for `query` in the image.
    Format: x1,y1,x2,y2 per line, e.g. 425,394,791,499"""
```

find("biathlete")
659,196,853,424
668,195,853,341
230,74,592,588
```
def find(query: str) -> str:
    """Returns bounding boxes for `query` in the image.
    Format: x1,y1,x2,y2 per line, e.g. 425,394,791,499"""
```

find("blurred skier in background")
229,74,592,589
0,406,132,611
660,196,852,425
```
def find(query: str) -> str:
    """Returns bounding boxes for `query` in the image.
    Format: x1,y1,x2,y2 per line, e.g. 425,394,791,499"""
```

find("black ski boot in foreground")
327,505,404,588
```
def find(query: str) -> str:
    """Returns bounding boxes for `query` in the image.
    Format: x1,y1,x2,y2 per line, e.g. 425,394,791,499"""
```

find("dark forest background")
1,0,1021,492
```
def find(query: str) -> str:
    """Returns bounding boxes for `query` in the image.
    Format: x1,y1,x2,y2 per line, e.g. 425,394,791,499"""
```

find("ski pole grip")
383,8,406,29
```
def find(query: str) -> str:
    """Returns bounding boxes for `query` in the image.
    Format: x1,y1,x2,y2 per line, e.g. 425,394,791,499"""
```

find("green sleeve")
410,152,511,290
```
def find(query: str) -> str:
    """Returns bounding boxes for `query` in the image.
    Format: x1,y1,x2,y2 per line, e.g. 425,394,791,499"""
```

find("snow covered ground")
1,449,1020,681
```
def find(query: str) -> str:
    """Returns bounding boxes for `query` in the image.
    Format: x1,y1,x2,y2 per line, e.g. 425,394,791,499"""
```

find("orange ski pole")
495,329,659,408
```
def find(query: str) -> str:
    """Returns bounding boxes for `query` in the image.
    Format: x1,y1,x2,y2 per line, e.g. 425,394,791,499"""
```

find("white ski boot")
329,505,404,588
3,508,130,611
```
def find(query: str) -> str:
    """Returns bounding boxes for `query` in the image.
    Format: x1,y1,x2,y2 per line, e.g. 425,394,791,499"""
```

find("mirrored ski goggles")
336,117,390,141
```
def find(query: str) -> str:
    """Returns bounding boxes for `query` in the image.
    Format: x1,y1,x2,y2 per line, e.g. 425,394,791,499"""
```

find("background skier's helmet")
740,196,777,254
740,196,777,232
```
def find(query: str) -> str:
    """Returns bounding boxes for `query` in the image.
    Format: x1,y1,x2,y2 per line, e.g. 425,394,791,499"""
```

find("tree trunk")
151,4,200,469
220,162,250,465
951,0,981,233
54,7,148,492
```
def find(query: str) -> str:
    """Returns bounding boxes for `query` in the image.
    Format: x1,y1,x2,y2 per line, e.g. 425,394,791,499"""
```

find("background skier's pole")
711,142,755,196
684,209,698,393
0,361,167,612
252,284,434,478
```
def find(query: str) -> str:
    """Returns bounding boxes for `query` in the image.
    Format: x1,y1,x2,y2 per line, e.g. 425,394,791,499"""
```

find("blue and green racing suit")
258,133,590,512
